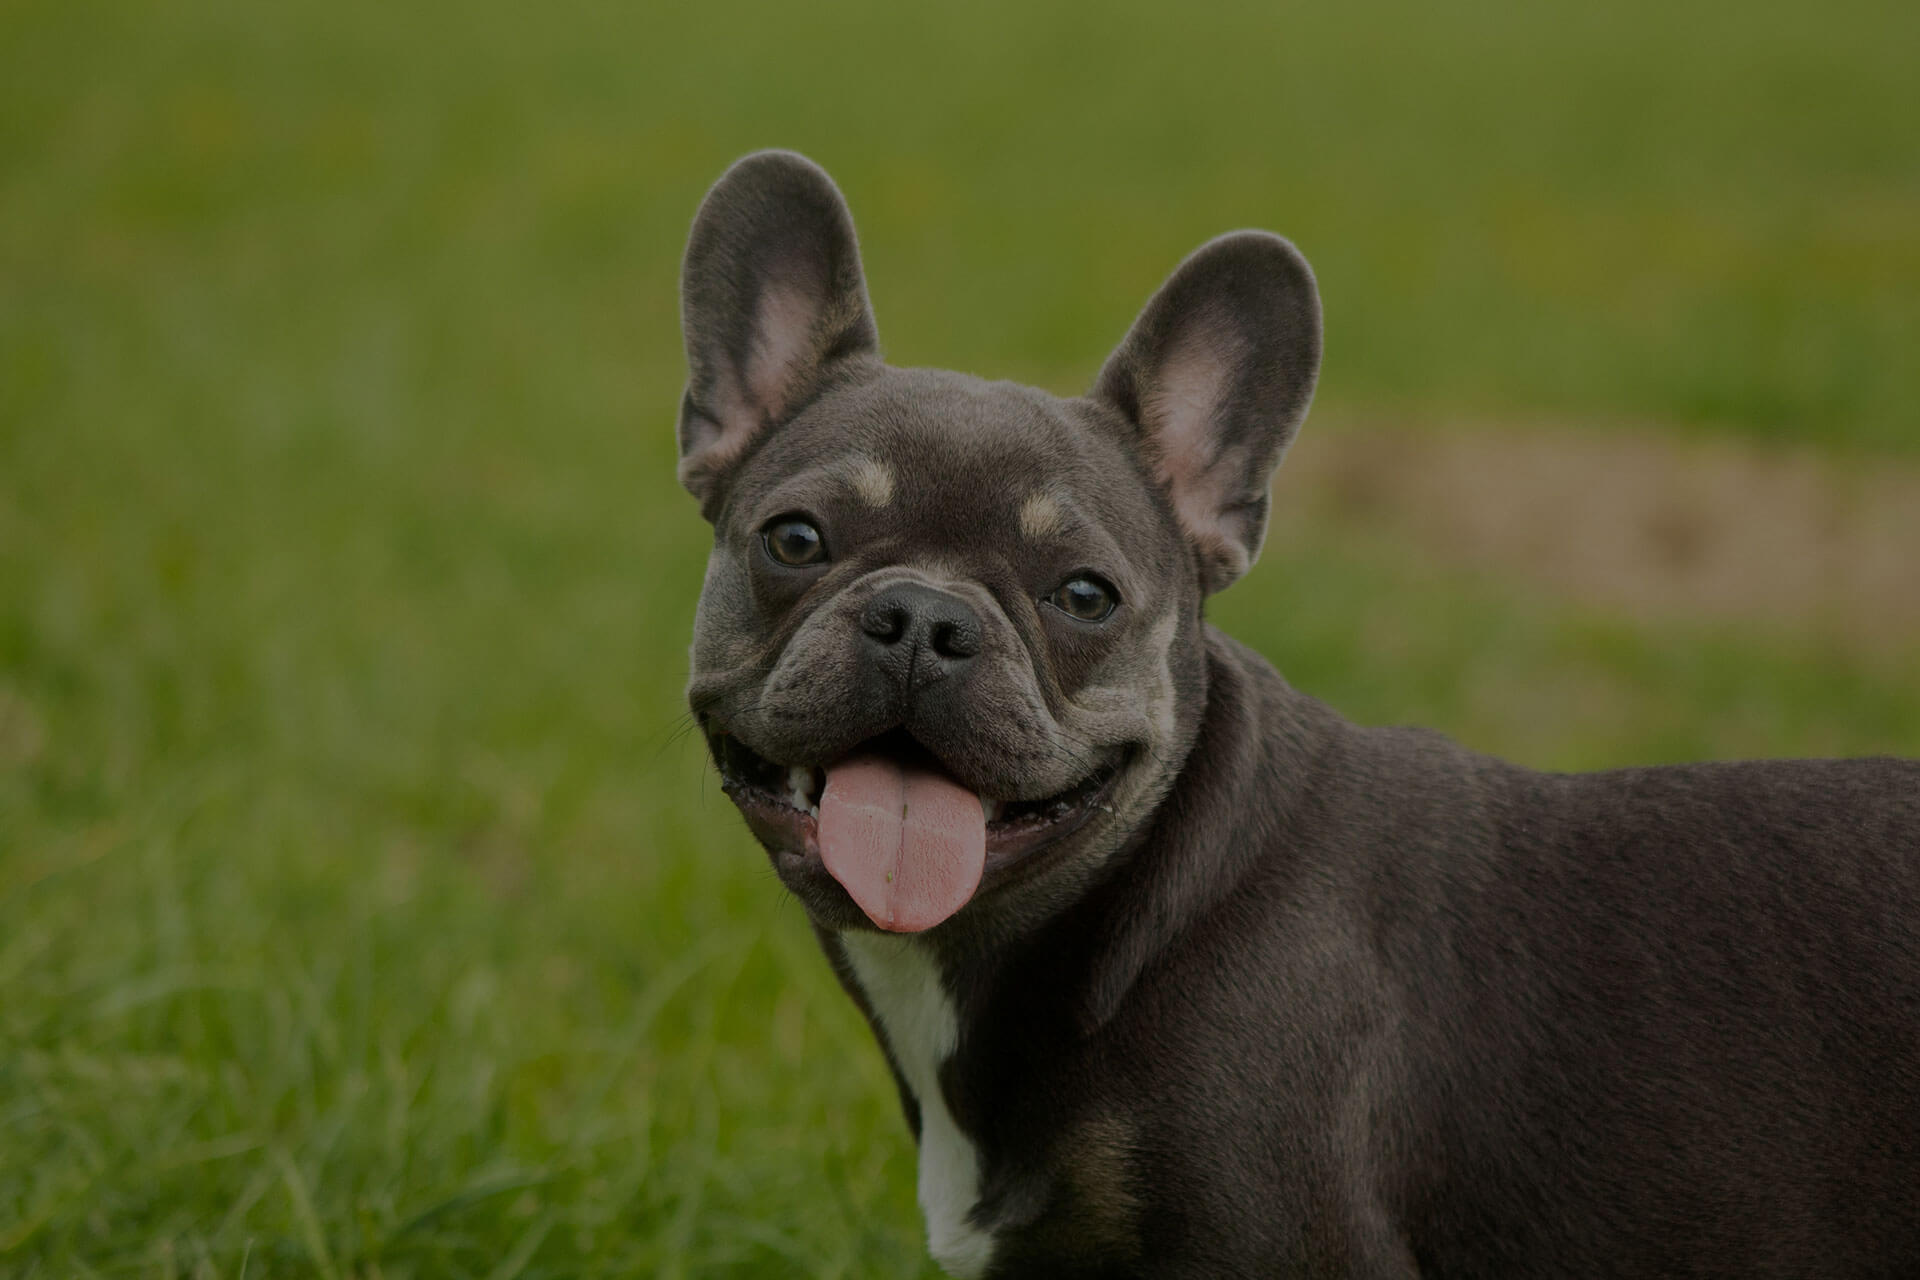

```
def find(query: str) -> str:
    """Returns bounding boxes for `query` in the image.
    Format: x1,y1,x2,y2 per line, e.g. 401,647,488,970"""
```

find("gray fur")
676,151,1920,1278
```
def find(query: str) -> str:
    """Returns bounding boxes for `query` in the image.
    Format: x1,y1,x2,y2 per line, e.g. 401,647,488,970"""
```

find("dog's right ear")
676,151,879,517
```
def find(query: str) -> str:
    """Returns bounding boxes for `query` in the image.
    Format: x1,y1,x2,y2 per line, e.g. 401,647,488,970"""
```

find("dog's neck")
827,632,1339,1276
1070,629,1336,1028
866,629,1338,1027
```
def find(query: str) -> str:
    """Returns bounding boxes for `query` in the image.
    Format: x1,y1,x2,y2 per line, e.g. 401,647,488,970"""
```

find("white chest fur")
839,933,997,1279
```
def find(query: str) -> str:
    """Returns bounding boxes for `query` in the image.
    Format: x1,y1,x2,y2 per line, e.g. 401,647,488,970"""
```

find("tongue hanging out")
817,752,987,932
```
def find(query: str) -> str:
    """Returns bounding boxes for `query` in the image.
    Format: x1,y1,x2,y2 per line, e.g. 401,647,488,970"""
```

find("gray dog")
674,150,1920,1278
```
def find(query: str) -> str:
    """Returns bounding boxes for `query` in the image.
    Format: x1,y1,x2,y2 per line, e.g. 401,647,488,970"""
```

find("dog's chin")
704,722,1128,929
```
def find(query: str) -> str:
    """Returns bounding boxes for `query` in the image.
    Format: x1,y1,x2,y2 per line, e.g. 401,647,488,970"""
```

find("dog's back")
1051,634,1920,1276
1110,634,1920,1275
1401,753,1920,1275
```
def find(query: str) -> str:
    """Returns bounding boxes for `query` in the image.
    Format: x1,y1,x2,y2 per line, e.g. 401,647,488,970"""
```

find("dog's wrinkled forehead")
725,367,1167,572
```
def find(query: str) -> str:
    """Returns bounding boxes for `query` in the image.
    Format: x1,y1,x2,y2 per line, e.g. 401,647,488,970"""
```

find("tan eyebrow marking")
849,457,895,507
1019,490,1065,539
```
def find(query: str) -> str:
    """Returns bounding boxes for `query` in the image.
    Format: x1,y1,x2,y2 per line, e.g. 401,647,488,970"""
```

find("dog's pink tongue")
817,754,987,932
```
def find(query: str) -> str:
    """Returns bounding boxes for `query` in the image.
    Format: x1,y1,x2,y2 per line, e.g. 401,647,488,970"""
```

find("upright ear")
1091,232,1321,594
677,151,879,514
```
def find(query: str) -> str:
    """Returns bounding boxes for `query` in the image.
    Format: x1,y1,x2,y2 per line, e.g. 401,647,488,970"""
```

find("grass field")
3,0,1916,1274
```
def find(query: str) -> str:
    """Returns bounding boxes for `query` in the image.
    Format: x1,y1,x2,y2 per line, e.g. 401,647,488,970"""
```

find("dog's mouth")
705,724,1122,932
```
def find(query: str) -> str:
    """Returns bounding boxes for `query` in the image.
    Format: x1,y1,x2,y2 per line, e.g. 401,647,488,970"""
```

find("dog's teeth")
983,798,1003,822
787,765,812,811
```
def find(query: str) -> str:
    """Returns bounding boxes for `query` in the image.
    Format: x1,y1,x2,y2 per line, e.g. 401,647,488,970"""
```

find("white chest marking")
840,933,996,1279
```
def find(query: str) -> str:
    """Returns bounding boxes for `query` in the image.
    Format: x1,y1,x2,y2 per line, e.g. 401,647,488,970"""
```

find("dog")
673,150,1920,1278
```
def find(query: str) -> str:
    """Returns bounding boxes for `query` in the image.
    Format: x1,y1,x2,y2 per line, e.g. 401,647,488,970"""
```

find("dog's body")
674,151,1920,1277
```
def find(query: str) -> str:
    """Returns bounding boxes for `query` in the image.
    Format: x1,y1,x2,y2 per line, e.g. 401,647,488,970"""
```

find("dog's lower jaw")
837,932,998,1278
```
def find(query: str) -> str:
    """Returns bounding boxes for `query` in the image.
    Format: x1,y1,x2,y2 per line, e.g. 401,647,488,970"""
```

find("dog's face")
677,152,1320,935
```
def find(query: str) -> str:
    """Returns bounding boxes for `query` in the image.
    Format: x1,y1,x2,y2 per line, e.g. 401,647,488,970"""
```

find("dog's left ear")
1091,232,1321,594
677,150,879,515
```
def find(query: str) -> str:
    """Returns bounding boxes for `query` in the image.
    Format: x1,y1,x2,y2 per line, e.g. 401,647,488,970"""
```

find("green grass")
2,0,1916,1273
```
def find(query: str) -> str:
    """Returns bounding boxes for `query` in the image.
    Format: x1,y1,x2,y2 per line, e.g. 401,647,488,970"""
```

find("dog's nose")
860,583,981,685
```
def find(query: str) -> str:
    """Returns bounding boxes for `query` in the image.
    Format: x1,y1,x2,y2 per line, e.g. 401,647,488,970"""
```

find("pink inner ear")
685,280,822,487
1145,325,1247,565
744,281,820,423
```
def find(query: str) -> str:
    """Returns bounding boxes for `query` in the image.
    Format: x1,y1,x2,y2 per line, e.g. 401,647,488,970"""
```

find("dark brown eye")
1050,574,1117,622
763,517,826,567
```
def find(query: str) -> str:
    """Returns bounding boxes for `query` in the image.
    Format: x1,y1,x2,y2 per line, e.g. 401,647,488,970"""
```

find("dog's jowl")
674,150,1920,1278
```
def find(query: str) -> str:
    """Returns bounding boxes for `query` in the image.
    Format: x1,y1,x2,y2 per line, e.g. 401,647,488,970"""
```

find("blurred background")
3,0,1915,1273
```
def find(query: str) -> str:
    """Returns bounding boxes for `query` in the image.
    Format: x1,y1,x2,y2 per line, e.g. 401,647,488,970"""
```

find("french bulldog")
674,150,1920,1278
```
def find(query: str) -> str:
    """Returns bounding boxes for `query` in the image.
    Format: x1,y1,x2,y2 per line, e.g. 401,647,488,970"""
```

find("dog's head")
677,151,1320,934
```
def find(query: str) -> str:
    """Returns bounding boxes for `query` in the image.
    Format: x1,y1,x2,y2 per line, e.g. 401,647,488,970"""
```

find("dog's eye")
1050,574,1117,622
763,517,827,567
